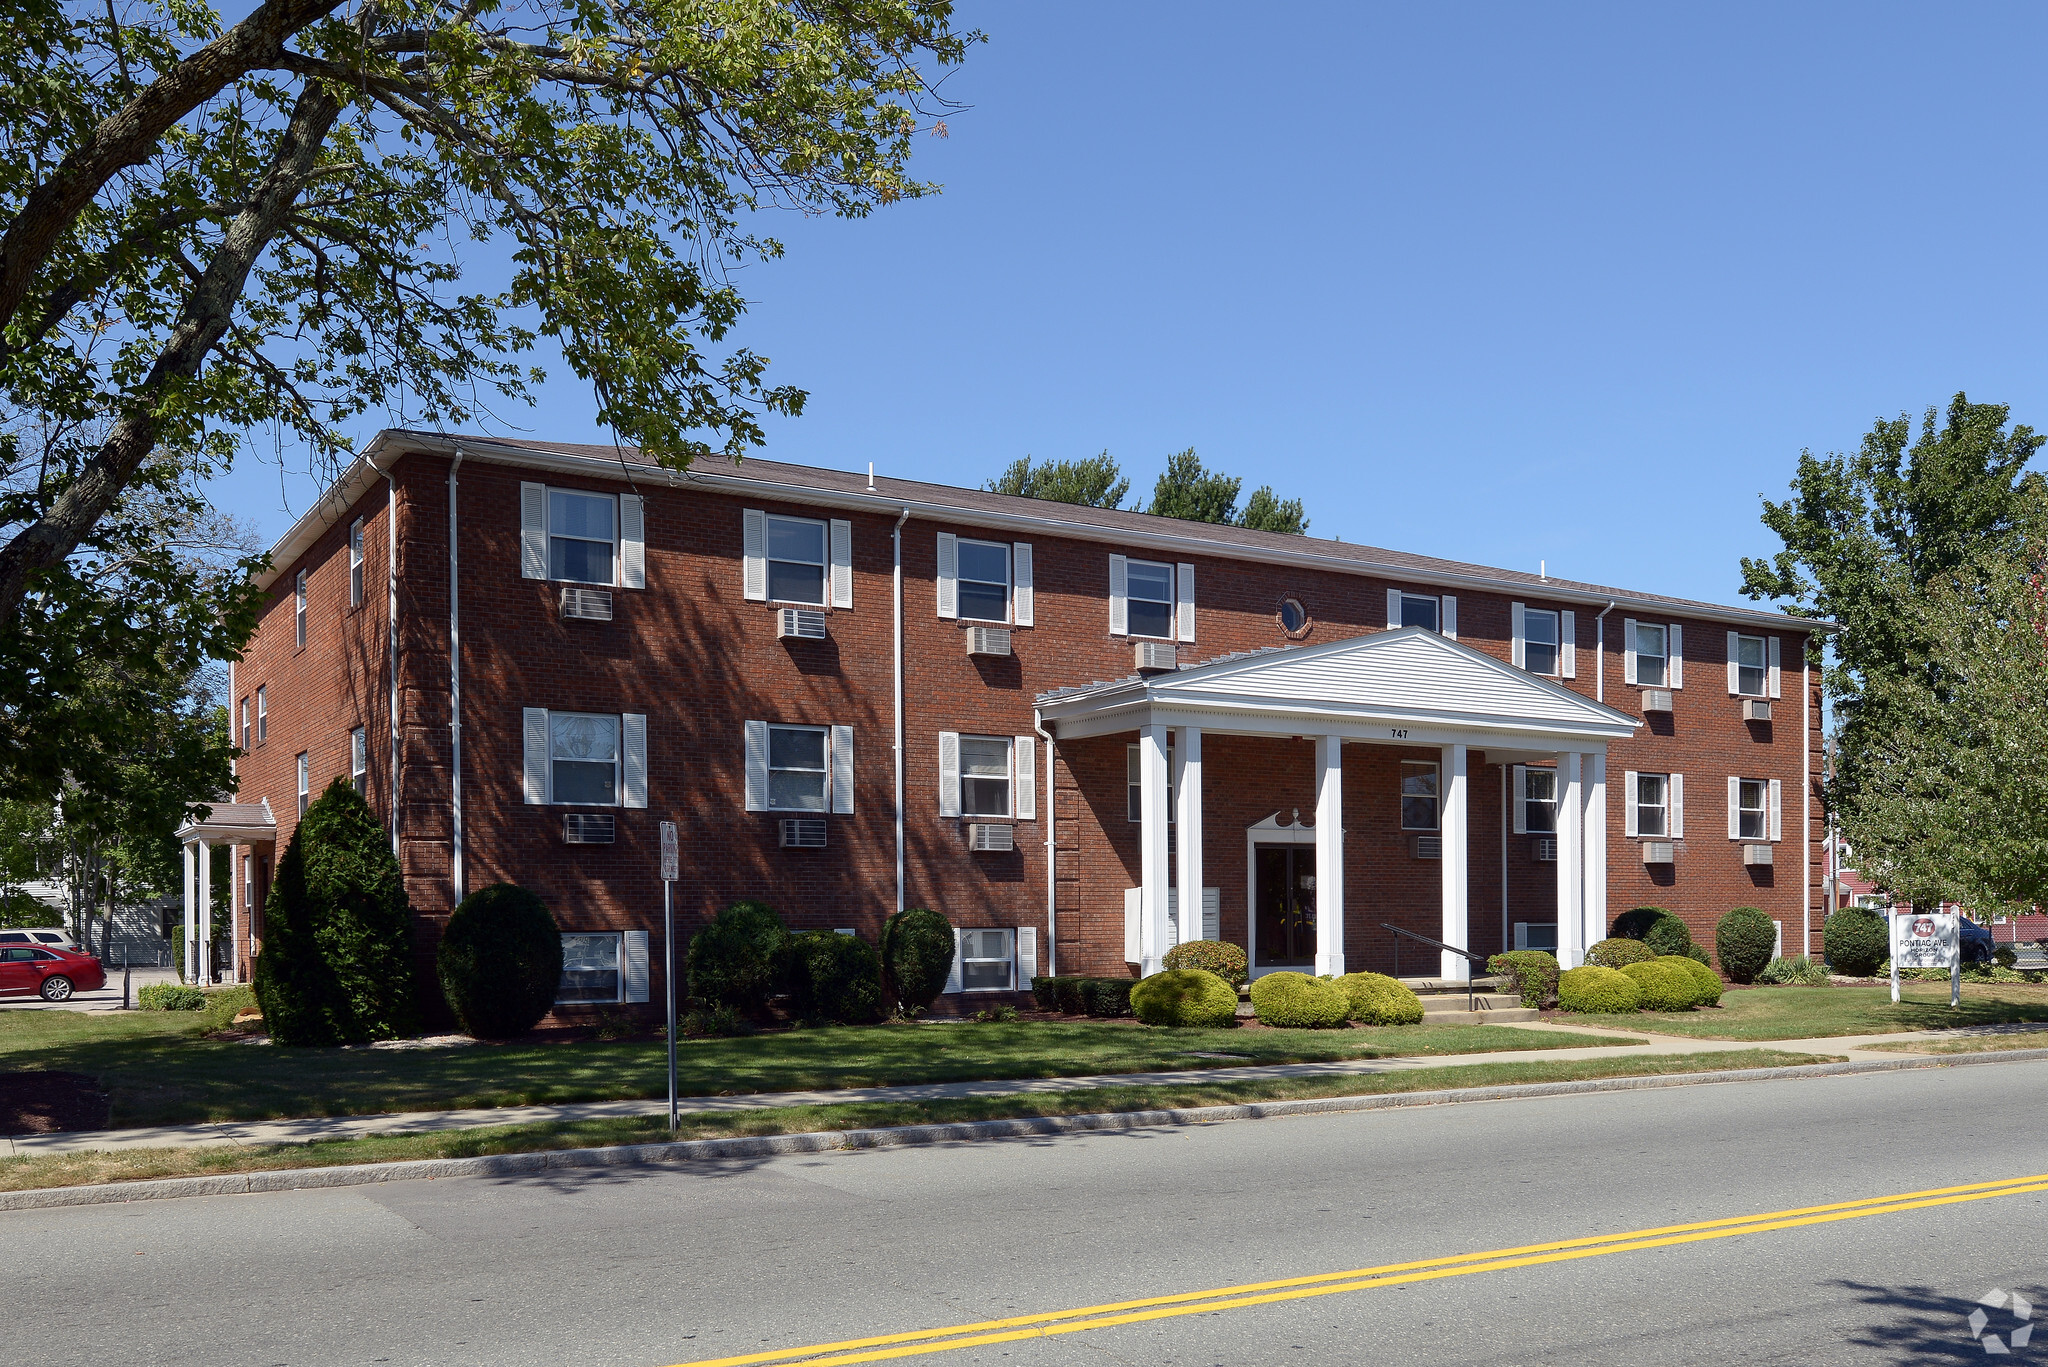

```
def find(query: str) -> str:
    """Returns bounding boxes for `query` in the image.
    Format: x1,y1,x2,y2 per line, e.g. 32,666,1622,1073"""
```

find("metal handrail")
1381,923,1489,1011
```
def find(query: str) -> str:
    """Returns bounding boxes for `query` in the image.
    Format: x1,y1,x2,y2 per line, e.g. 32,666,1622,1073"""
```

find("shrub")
1619,961,1695,1012
253,779,420,1046
970,1004,1020,1023
881,907,955,1015
1131,969,1239,1027
1586,937,1653,969
1050,976,1089,1015
1685,944,1713,967
436,883,562,1040
1716,906,1778,984
1612,906,1696,959
1995,946,2019,969
686,900,789,1014
1030,976,1060,1011
1656,954,1725,1005
1249,971,1350,1028
1757,955,1829,987
1163,939,1249,988
1557,965,1642,1013
1082,977,1135,1018
681,1004,750,1038
783,929,883,1024
138,982,207,1011
1337,972,1425,1025
1822,906,1888,977
1487,950,1561,1008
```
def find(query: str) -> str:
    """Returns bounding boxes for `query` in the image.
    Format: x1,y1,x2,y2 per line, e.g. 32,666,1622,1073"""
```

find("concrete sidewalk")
12,1019,2030,1158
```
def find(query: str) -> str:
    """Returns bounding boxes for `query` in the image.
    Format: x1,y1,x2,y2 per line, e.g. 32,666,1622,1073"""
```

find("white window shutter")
1727,776,1741,840
1622,619,1638,685
938,731,961,818
622,713,648,809
1623,771,1639,838
944,929,964,995
520,483,548,580
1177,563,1196,642
620,494,646,589
1123,888,1141,962
1670,772,1685,838
1668,624,1684,689
744,720,769,812
742,509,767,601
1561,610,1576,678
936,532,958,618
830,519,852,609
1726,632,1741,695
1014,735,1037,820
1016,926,1038,988
1511,602,1526,668
831,725,854,816
1769,778,1783,841
1387,588,1402,630
1012,542,1033,626
523,708,550,804
1202,888,1220,941
1513,765,1528,834
622,930,650,1003
1108,555,1128,636
1441,595,1457,639
1768,636,1782,699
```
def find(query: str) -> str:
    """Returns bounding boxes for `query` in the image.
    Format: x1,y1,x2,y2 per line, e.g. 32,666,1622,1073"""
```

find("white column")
1440,742,1470,980
1584,751,1608,954
1556,753,1584,968
1138,724,1172,975
1315,735,1346,977
196,837,213,986
182,841,197,986
1174,726,1204,945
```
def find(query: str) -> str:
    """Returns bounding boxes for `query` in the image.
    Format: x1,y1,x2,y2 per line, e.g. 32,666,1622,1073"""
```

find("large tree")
1148,448,1307,534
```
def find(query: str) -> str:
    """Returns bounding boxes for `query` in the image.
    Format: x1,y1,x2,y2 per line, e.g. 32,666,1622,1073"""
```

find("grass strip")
0,1048,1837,1195
1862,1030,2048,1055
1564,982,2048,1040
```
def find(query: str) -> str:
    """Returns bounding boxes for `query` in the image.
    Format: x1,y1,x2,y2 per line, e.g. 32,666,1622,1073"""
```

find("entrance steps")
1234,975,1540,1025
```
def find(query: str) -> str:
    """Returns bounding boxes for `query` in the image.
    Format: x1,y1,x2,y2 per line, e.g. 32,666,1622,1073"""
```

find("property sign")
1894,910,1959,970
660,821,678,882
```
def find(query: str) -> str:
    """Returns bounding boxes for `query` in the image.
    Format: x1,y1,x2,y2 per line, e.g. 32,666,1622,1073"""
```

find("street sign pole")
1890,910,1900,1006
661,820,679,1132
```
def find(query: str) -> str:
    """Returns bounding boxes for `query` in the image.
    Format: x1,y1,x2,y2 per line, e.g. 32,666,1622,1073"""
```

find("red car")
0,944,106,1001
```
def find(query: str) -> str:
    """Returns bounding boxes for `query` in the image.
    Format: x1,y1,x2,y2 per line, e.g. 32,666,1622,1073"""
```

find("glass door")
1254,845,1317,968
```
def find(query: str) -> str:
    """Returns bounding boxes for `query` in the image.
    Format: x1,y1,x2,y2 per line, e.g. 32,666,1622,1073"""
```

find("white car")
0,928,81,952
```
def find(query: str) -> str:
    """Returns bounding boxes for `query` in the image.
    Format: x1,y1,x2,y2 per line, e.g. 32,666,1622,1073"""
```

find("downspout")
1036,710,1057,978
448,449,465,907
367,450,401,858
1593,600,1617,703
1499,763,1508,958
892,506,911,913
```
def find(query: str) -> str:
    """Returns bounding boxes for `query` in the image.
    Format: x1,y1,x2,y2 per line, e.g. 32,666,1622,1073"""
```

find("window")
1523,767,1557,834
349,518,365,607
1125,558,1176,639
549,489,618,584
955,539,1011,623
239,697,249,751
1401,761,1439,831
1277,597,1309,636
1733,634,1766,696
1633,622,1668,687
1126,743,1175,823
551,712,621,805
1736,778,1767,840
767,514,826,605
1523,609,1559,675
558,932,622,1004
296,752,309,817
256,686,267,743
1635,773,1670,837
960,737,1012,818
1397,593,1439,632
959,928,1014,991
294,570,308,648
767,724,828,811
350,727,368,797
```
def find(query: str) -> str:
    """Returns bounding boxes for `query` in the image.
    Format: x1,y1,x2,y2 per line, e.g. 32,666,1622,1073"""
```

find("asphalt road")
12,1061,2048,1367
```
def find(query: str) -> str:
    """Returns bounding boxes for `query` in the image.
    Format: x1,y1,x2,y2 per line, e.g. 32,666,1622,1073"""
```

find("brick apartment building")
178,430,1831,1011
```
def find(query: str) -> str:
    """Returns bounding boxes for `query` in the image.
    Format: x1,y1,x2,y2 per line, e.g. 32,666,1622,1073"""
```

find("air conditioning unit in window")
967,626,1011,657
1641,689,1673,713
1743,843,1774,866
968,822,1014,853
1134,641,1178,672
779,818,827,849
1411,835,1442,860
1641,840,1675,865
1743,699,1773,722
778,608,827,640
563,813,616,844
1531,836,1557,862
560,587,613,621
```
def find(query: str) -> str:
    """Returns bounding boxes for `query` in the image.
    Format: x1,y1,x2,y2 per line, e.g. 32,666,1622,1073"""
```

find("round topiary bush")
1823,906,1888,978
1716,906,1777,984
1656,954,1724,1006
1249,971,1350,1028
1131,969,1239,1027
1612,907,1695,959
881,907,956,1015
1557,965,1643,1013
437,883,562,1040
783,929,884,1024
1163,939,1250,988
1619,960,1696,1012
1336,972,1425,1025
687,900,790,1014
1586,937,1654,969
1487,950,1561,1008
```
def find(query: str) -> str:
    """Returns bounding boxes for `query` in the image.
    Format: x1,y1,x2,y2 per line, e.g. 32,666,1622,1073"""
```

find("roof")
253,428,1837,634
175,800,276,843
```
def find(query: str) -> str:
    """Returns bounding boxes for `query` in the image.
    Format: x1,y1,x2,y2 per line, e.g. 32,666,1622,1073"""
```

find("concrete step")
1420,992,1525,1014
1398,976,1506,997
1414,1006,1541,1025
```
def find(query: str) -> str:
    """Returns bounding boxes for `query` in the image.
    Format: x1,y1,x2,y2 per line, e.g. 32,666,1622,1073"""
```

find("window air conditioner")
1134,641,1178,671
968,822,1015,853
560,587,614,621
778,608,827,640
1641,689,1673,713
1531,836,1557,862
779,818,827,849
1743,699,1772,722
1411,834,1442,860
1641,840,1675,865
967,626,1012,657
1743,843,1774,866
563,813,616,844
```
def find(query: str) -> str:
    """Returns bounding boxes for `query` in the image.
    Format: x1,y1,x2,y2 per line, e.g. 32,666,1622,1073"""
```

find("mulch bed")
0,1071,110,1135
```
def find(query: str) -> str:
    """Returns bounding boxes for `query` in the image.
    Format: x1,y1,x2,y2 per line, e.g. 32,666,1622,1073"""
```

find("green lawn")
1865,1029,2048,1055
2,1004,1637,1130
0,1047,1833,1195
1565,982,2048,1040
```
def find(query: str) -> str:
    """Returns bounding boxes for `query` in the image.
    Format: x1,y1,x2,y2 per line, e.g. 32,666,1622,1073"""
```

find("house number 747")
1389,728,1408,739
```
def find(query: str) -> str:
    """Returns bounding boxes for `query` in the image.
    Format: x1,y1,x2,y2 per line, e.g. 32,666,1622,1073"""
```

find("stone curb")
7,1048,2046,1213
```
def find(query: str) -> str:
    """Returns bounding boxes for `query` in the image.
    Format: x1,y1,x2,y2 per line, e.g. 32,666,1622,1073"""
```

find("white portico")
1036,628,1641,977
174,801,276,985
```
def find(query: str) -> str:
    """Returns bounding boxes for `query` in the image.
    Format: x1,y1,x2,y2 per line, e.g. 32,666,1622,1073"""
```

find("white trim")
937,731,961,818
1768,635,1782,699
944,928,964,995
935,531,958,618
1386,587,1402,631
744,720,769,811
1670,771,1685,838
1013,735,1036,820
1511,602,1526,668
621,713,648,809
1623,770,1639,838
622,930,650,1003
829,518,852,608
1728,775,1742,840
523,708,550,804
1177,562,1196,642
1727,631,1742,695
1012,542,1033,626
1769,777,1782,841
831,725,855,816
1513,764,1529,835
1441,594,1457,640
1622,618,1638,685
1244,810,1319,977
1560,610,1576,679
1669,623,1684,689
620,494,645,589
742,509,768,601
520,482,547,580
1108,554,1129,636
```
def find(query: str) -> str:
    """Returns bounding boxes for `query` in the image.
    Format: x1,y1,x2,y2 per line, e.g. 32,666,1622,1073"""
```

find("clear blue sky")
211,1,2048,610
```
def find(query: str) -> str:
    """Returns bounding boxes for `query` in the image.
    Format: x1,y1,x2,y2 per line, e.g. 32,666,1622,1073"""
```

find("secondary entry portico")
1036,629,1641,977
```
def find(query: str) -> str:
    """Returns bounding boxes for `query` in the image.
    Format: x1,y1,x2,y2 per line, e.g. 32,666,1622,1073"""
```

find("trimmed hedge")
687,900,790,1014
1030,976,1061,1011
1586,937,1654,969
783,929,884,1024
1823,907,1888,978
137,982,206,1011
1336,972,1424,1025
1716,906,1777,984
437,883,562,1040
1557,965,1642,1013
1656,954,1725,1006
1083,977,1134,1018
1249,971,1350,1028
1131,969,1239,1027
1163,939,1250,988
881,907,955,1015
1487,950,1561,1008
1619,960,1696,1012
1612,906,1696,959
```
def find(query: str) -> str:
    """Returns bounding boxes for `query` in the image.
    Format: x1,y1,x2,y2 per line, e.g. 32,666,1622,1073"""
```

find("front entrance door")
1254,844,1317,968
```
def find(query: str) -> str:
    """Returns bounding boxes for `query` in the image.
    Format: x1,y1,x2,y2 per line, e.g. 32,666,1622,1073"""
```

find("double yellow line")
665,1173,2048,1367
